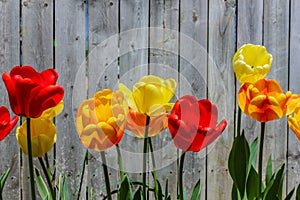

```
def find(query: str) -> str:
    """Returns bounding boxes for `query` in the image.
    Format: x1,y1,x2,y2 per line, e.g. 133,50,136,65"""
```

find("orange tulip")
76,89,127,152
288,107,300,141
126,107,168,138
238,79,299,122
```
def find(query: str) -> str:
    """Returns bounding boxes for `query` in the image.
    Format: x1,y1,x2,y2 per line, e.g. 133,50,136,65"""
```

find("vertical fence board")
88,0,119,198
55,0,86,198
288,0,300,194
237,0,263,143
21,0,54,198
118,0,149,189
207,0,236,199
263,1,289,194
0,1,20,199
149,0,179,198
180,0,208,199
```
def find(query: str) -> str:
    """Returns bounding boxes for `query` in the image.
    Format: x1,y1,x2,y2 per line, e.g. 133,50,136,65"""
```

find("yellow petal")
41,101,64,119
16,119,56,157
132,76,176,116
288,115,300,141
233,44,272,83
118,83,137,110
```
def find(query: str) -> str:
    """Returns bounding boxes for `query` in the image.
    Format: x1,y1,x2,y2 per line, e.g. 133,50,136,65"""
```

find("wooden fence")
0,0,299,199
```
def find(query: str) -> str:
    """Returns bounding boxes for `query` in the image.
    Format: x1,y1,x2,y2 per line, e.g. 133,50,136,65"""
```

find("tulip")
2,66,64,118
126,107,168,138
233,44,273,84
238,79,299,122
119,75,176,117
168,95,227,152
0,106,18,141
288,107,300,141
16,102,63,157
76,89,127,152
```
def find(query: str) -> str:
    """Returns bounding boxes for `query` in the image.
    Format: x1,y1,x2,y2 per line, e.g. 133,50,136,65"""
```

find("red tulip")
2,66,64,118
168,95,227,152
0,106,19,141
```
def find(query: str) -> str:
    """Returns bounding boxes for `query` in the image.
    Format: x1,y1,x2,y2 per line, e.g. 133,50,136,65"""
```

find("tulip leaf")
228,132,250,198
296,183,300,200
165,178,169,198
249,137,258,167
263,163,285,200
231,184,241,200
266,155,273,185
0,168,10,195
246,166,259,200
284,188,295,200
35,168,51,200
118,175,133,200
58,175,70,200
190,179,201,200
133,186,142,200
156,179,163,200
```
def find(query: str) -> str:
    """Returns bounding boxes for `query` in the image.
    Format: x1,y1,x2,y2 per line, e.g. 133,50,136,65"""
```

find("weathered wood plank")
88,0,119,198
21,0,54,198
288,0,300,195
0,1,20,199
179,0,208,199
263,0,289,194
207,0,236,199
55,0,86,198
236,0,263,143
149,0,179,198
118,0,149,191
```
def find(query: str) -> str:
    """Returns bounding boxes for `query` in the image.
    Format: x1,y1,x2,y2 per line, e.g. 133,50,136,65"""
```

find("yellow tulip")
233,44,273,83
119,75,176,117
288,107,300,141
76,89,127,152
16,101,63,157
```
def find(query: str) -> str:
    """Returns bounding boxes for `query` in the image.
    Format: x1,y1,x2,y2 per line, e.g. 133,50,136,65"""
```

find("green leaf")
266,155,273,185
190,179,201,200
246,166,259,200
133,187,142,200
58,175,70,200
284,188,295,200
35,168,51,200
62,176,70,200
296,183,300,200
231,184,241,200
249,137,258,167
164,178,169,199
263,163,285,200
0,168,10,194
156,179,163,200
228,132,250,198
118,175,133,200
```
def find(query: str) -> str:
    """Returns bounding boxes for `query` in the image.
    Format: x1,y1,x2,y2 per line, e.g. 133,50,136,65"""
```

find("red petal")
0,106,10,123
201,119,227,149
41,69,58,85
29,85,64,118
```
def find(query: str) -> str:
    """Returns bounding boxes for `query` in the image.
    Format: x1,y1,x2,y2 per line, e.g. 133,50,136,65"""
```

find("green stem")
258,122,266,199
26,118,36,200
100,151,112,200
143,116,150,200
44,153,50,169
116,144,124,181
179,151,186,200
237,107,242,136
77,149,88,200
38,157,55,200
149,138,158,199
